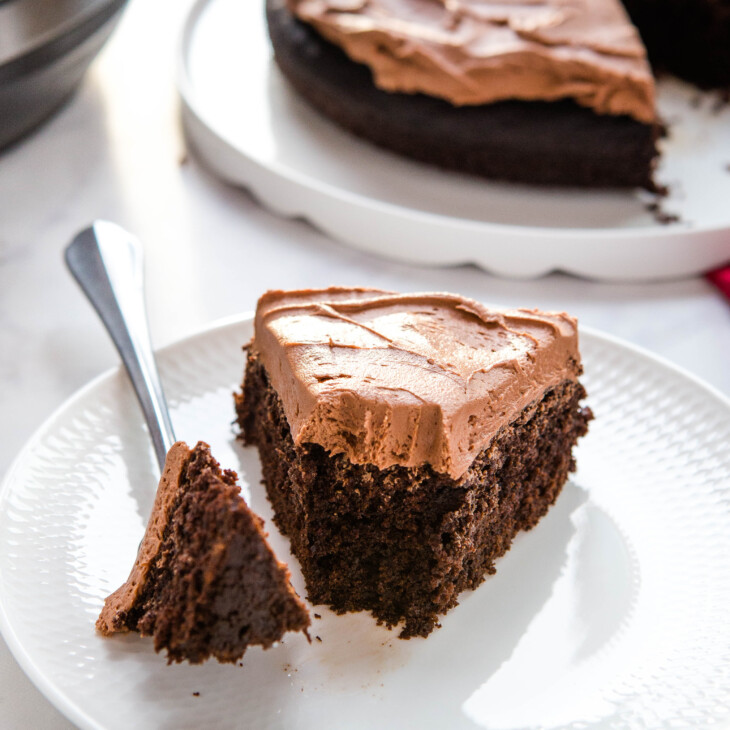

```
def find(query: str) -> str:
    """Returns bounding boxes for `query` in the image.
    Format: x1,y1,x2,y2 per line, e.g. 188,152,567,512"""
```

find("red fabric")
706,266,730,301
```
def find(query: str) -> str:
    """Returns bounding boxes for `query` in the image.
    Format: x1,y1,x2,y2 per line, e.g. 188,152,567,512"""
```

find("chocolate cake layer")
267,0,661,189
237,353,592,637
622,0,730,88
96,441,310,664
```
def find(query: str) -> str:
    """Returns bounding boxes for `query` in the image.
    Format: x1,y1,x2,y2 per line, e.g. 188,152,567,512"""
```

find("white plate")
1,315,730,730
177,0,730,282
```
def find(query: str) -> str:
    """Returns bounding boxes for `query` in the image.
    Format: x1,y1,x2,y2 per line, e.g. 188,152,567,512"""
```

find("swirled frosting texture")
288,0,655,122
252,288,582,479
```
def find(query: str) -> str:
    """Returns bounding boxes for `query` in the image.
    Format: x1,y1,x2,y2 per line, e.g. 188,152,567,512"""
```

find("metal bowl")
0,0,128,151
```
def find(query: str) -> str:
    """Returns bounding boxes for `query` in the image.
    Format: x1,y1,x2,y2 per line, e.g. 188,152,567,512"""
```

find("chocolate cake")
236,289,592,637
621,0,730,88
267,0,729,188
96,441,310,664
267,0,662,189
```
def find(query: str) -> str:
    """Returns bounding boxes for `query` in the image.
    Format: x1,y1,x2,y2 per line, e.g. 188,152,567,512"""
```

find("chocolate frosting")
251,288,582,480
288,0,656,123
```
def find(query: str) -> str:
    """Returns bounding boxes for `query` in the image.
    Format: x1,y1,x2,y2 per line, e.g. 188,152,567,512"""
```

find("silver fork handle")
64,221,176,472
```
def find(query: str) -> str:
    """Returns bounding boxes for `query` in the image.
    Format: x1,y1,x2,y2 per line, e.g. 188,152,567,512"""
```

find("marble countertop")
0,1,728,727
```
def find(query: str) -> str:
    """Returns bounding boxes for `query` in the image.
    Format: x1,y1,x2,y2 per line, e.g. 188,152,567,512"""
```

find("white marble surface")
0,1,728,728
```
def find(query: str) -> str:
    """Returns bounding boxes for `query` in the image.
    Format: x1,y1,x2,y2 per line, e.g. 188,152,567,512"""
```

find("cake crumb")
645,200,681,225
711,89,730,114
193,692,200,697
315,635,322,642
314,613,321,619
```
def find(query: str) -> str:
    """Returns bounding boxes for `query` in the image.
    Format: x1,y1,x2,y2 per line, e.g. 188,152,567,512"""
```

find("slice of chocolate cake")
267,0,662,188
96,441,310,664
236,288,592,637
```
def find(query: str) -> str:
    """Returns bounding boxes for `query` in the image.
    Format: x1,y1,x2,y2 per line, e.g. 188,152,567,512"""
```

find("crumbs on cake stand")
645,200,681,225
641,184,682,225
687,87,730,114
712,88,730,114
689,91,703,109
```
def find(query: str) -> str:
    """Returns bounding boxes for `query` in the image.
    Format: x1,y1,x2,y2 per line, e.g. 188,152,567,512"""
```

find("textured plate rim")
0,312,728,730
176,0,730,244
0,312,251,730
